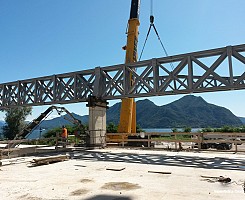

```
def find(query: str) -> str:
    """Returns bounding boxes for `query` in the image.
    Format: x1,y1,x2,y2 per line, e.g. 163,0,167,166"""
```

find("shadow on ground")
83,195,132,200
70,150,245,171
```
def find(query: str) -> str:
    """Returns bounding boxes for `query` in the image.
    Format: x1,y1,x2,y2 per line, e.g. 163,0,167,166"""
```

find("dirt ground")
0,148,245,200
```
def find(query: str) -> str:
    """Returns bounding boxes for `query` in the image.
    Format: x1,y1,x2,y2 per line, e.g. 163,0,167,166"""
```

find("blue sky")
0,0,245,121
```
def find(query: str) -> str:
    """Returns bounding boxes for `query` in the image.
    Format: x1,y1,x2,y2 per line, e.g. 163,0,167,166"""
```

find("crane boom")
118,0,140,134
5,106,84,149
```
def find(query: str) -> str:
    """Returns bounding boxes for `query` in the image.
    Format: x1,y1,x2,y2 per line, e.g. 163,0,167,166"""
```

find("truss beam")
0,44,245,108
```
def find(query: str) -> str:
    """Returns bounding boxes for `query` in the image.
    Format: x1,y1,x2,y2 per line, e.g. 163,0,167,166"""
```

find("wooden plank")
148,171,172,175
201,175,231,183
31,155,69,166
106,138,198,143
106,167,126,171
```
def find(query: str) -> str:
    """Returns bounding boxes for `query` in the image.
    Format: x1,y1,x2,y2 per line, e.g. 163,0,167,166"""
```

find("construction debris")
30,155,69,166
106,167,126,171
201,175,231,183
148,170,172,175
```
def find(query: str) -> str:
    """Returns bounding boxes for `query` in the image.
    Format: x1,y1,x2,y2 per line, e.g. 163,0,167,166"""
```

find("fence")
0,136,71,159
106,132,245,152
1,132,245,159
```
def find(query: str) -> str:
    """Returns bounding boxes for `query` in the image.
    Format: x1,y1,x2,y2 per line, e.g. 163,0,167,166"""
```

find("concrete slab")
0,148,245,200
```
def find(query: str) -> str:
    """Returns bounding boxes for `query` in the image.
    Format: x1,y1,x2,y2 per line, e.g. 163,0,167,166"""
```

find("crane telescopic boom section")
118,0,140,134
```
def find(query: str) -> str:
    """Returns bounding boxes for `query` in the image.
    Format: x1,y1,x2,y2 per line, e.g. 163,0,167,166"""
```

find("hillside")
238,117,245,124
0,121,5,126
36,113,88,129
107,95,242,128
8,95,242,130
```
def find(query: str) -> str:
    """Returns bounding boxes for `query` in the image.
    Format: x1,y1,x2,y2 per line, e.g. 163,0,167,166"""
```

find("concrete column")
89,106,106,147
87,96,108,147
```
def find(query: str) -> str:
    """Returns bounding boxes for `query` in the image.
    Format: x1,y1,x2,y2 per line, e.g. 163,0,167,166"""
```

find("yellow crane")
118,0,140,134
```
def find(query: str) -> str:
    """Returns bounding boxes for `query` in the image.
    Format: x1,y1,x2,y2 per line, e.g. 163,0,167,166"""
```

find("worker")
61,125,68,148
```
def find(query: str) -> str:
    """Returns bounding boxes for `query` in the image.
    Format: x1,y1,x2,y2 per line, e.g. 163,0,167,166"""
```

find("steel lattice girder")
0,44,245,109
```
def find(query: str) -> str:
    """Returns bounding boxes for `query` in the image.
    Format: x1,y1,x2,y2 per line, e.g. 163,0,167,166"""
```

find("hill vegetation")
107,95,242,128
1,95,241,132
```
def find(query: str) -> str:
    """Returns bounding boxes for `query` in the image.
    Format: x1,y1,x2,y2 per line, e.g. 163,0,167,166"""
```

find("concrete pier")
88,106,107,147
87,96,108,147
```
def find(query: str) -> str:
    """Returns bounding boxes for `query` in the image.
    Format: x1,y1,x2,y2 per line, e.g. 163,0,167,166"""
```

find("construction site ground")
0,147,245,200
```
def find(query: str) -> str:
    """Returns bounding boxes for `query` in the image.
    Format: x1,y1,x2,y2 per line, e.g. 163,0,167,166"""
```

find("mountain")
0,121,5,127
32,95,243,129
238,117,245,124
107,95,242,128
37,113,88,129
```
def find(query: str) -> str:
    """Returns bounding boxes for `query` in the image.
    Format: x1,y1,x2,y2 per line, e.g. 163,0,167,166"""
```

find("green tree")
201,127,213,132
106,122,118,133
43,127,62,138
136,124,145,133
106,123,144,133
44,124,88,138
172,128,178,133
2,107,32,139
240,126,245,132
183,126,192,133
43,124,88,145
